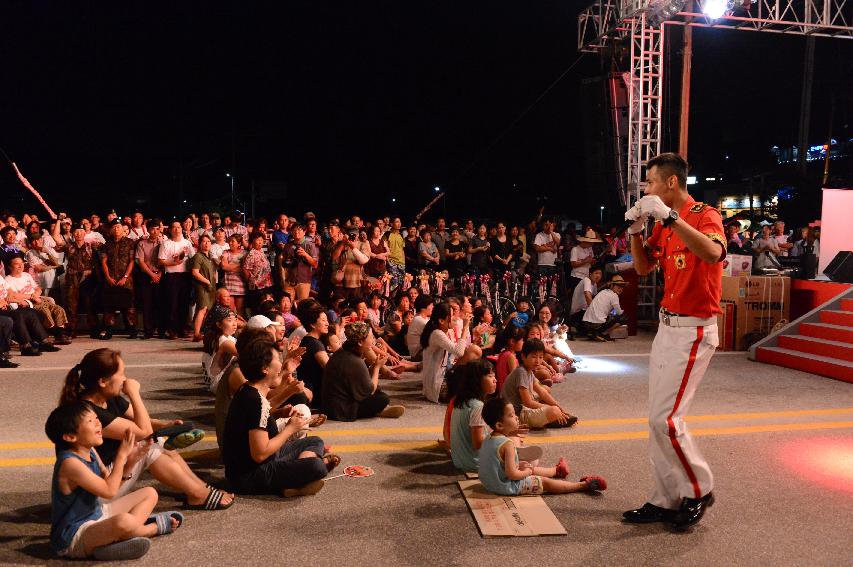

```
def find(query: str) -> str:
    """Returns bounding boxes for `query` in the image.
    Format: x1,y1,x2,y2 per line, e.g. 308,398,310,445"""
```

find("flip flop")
92,537,151,560
164,428,205,450
145,511,184,536
185,487,234,510
515,445,544,462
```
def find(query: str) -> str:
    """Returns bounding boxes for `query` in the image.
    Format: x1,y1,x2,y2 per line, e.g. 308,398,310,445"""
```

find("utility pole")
822,93,835,186
796,36,816,176
678,3,693,160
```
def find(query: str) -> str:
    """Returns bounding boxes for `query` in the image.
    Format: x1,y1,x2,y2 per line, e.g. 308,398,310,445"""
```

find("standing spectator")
753,225,781,269
385,217,406,289
221,235,248,316
64,225,100,337
568,229,600,292
418,230,440,269
365,225,389,278
191,234,217,341
284,224,318,301
469,224,491,274
772,220,793,257
534,219,561,278
432,218,449,264
127,211,148,242
224,211,248,244
135,220,163,339
99,220,137,340
242,232,273,314
490,222,514,273
444,228,467,279
791,227,820,258
81,218,106,246
194,213,214,243
404,225,420,273
158,221,194,339
726,224,748,255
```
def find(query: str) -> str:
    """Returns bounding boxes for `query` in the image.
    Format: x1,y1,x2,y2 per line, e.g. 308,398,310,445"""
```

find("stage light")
226,172,231,177
392,198,396,203
573,356,634,375
703,0,728,19
647,0,686,25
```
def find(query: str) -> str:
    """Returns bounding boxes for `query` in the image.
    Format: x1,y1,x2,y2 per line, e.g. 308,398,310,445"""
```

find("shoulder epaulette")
689,203,710,213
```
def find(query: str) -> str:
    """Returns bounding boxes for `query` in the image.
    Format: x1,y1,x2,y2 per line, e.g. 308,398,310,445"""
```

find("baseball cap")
247,315,283,329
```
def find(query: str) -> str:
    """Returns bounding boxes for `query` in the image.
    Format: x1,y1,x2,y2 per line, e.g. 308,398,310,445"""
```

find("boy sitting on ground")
45,402,182,561
501,338,577,428
478,397,606,496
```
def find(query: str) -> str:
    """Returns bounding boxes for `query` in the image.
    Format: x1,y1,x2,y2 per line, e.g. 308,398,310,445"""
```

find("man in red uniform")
624,153,726,530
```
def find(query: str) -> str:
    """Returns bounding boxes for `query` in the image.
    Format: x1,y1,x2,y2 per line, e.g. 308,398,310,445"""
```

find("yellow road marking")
2,420,851,468
2,407,852,451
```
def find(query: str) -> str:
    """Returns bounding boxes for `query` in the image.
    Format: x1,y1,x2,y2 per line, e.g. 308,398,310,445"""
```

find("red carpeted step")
841,298,853,313
820,310,853,327
800,322,853,344
778,335,853,363
756,347,853,383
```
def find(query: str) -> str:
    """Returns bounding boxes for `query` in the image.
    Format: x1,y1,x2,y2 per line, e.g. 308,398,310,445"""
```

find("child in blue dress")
478,397,607,496
46,402,183,560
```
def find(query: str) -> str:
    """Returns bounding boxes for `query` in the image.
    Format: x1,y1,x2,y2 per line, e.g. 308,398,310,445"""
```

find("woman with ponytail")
418,302,480,403
61,349,234,510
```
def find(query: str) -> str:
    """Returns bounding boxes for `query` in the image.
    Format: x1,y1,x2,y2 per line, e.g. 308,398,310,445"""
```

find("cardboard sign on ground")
457,480,567,537
720,275,791,350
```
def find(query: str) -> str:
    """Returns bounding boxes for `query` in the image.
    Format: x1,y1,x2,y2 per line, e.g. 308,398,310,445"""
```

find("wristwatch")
662,209,679,228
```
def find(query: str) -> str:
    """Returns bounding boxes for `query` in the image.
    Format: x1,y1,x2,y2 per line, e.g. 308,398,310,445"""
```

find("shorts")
520,406,551,429
102,437,165,501
59,502,114,559
518,475,544,496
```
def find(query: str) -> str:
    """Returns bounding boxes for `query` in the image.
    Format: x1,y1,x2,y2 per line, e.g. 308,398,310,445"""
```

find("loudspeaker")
824,251,853,283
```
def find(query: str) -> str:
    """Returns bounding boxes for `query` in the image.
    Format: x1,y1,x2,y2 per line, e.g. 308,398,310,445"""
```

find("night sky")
2,2,851,224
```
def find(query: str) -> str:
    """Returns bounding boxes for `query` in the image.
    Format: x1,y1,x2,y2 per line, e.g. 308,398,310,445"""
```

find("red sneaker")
580,475,607,491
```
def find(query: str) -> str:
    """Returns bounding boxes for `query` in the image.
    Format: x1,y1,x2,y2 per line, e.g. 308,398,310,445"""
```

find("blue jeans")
387,260,405,291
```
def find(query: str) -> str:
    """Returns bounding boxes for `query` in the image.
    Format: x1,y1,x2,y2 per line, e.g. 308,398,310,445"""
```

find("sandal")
185,487,234,510
309,414,327,428
164,428,205,450
323,453,341,472
555,457,570,479
580,475,608,491
146,511,184,536
92,537,151,560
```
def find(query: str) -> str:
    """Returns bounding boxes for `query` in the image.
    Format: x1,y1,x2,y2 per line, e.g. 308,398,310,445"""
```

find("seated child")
478,397,606,496
494,326,524,393
500,338,577,428
448,360,497,472
45,402,182,561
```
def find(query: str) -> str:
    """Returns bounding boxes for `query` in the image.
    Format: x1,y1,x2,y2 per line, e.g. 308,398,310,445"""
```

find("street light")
600,205,605,226
434,186,441,192
226,173,235,210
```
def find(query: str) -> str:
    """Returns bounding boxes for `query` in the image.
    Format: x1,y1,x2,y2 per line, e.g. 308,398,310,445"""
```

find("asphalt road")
1,333,852,566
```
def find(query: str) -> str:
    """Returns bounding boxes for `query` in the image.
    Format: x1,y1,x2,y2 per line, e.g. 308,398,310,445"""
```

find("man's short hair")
647,152,688,188
1,226,17,238
521,338,545,357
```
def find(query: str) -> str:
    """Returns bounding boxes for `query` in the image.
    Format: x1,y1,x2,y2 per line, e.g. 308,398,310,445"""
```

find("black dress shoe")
39,342,61,352
671,492,715,530
623,503,677,524
0,356,19,368
21,345,42,356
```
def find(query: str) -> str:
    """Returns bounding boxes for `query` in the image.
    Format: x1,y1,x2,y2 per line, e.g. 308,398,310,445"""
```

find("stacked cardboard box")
719,275,791,351
722,254,753,277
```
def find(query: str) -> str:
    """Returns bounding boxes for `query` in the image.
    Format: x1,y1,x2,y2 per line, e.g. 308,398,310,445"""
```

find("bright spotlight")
703,0,728,19
434,186,440,192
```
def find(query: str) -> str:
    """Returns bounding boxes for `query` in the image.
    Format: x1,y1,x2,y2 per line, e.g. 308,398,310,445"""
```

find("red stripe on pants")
666,326,704,499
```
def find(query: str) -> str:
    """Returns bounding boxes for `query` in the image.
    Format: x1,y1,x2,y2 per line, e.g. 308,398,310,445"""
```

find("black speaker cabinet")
824,251,853,283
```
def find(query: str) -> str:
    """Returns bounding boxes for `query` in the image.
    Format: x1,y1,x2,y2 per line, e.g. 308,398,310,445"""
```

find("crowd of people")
1,205,637,560
725,218,820,271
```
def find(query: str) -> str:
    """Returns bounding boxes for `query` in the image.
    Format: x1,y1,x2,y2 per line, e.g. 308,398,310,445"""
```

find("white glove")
637,195,672,221
624,204,648,235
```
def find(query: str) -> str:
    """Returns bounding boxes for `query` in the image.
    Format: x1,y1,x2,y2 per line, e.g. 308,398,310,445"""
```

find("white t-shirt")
26,248,60,290
209,242,226,263
772,233,789,257
127,226,148,242
570,245,594,279
583,288,623,324
4,272,38,295
533,231,560,267
570,276,597,315
158,238,194,273
406,314,429,358
83,231,106,246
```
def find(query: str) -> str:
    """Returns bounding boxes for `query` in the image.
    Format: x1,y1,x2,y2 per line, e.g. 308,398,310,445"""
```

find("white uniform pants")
647,322,718,509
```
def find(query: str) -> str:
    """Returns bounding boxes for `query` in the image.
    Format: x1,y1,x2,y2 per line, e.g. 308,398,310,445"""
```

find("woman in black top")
490,222,514,273
223,332,336,497
296,302,329,409
60,348,234,510
468,224,490,274
444,228,467,278
322,322,405,421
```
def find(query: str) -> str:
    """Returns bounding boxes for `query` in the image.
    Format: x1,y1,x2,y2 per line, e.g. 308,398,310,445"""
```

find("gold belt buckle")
662,311,671,326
